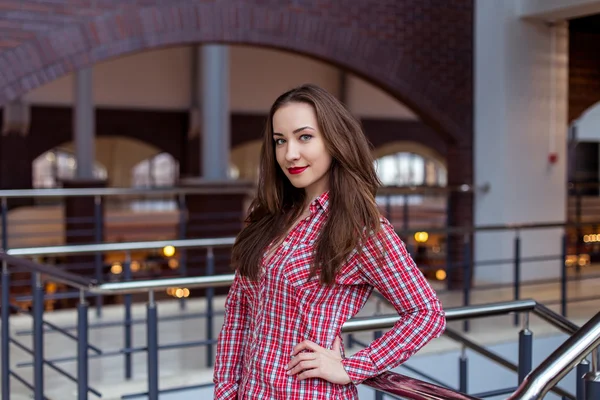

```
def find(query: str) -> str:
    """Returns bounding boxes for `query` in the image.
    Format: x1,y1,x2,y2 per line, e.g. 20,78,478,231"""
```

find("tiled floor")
2,268,599,400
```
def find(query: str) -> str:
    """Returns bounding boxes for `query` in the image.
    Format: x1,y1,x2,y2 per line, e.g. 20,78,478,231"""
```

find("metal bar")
32,272,44,400
1,197,7,251
507,311,600,400
94,195,103,318
518,327,533,383
514,233,521,326
403,194,409,231
561,233,568,317
92,274,235,295
343,299,538,333
206,247,215,368
462,234,471,332
577,360,589,400
444,327,518,372
178,193,187,311
77,292,89,400
459,346,467,393
7,236,237,257
585,372,600,400
9,371,51,400
0,186,254,198
363,371,478,400
41,318,102,354
124,251,133,380
470,386,519,398
1,261,10,399
9,337,102,397
147,290,159,400
533,303,579,335
0,252,95,288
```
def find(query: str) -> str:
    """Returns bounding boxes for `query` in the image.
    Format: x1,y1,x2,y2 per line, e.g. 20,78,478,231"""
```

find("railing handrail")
6,219,600,259
6,237,237,257
0,247,581,336
0,184,255,198
364,371,479,400
0,183,484,199
507,311,600,400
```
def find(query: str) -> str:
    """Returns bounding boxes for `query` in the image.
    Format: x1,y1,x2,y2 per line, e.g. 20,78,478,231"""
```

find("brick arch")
0,0,472,146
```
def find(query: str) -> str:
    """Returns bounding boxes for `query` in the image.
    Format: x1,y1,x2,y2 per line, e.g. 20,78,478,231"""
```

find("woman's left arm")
341,220,446,384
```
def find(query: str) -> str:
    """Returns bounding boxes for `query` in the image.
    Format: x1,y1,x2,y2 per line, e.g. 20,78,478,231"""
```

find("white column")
201,45,230,180
74,68,95,180
474,0,568,284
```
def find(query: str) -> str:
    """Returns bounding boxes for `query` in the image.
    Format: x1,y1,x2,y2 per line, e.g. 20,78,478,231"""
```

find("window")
375,152,446,187
33,149,107,188
132,153,179,188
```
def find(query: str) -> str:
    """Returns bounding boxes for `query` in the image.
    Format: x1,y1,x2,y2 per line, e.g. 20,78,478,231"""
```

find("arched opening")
32,148,107,188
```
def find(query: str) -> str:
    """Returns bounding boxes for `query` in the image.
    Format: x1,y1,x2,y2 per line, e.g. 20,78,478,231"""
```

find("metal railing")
2,248,599,400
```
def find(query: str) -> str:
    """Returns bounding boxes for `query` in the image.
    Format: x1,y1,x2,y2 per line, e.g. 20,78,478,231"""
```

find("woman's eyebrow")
273,126,314,136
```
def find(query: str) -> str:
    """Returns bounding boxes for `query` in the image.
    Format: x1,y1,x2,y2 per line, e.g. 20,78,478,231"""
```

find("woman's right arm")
213,271,250,399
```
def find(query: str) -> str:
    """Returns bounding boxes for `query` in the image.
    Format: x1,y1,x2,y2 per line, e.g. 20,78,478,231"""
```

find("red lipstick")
288,166,308,175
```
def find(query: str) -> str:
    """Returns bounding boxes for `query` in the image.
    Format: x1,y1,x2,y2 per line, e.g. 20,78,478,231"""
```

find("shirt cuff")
341,349,379,384
214,382,238,400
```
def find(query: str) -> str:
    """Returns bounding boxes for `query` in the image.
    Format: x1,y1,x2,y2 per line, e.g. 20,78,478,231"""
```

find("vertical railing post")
385,193,392,222
459,345,468,393
575,187,582,274
513,231,521,326
123,250,133,379
561,232,568,317
77,290,89,400
462,234,471,332
374,329,384,400
178,193,187,311
147,289,159,400
206,247,215,368
32,272,44,400
1,261,10,399
403,194,409,232
1,197,8,251
584,348,600,400
518,312,533,384
94,195,103,318
577,359,590,400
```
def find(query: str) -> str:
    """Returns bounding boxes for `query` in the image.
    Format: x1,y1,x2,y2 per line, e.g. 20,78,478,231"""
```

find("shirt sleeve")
213,271,250,399
341,220,446,384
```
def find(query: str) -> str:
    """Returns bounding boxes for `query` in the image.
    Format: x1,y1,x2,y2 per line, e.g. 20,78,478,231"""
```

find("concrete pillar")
201,45,230,180
74,68,95,180
474,0,568,284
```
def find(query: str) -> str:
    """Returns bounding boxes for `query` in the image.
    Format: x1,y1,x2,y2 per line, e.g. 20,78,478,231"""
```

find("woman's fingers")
286,358,320,376
290,339,321,357
286,351,316,371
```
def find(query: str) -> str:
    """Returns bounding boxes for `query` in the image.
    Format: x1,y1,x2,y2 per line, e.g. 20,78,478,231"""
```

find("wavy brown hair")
231,84,382,284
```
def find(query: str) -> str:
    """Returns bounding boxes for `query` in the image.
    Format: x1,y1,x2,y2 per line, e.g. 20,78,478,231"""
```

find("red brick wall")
0,0,473,144
569,15,600,122
0,0,474,286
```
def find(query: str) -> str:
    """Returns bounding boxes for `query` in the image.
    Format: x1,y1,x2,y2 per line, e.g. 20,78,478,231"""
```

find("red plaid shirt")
214,191,446,399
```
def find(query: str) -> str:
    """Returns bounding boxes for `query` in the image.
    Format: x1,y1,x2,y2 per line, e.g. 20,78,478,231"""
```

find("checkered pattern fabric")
214,191,446,399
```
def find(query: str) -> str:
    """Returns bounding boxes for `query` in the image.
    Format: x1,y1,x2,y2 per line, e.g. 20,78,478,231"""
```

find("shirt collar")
309,191,330,214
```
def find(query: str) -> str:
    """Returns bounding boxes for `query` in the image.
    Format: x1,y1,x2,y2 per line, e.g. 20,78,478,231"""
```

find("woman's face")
272,102,332,200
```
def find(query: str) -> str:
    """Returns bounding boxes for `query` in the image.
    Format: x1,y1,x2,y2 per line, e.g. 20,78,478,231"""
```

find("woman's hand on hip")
286,337,351,385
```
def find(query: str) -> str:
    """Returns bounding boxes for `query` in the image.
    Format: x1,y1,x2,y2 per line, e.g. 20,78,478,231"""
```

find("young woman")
213,84,446,399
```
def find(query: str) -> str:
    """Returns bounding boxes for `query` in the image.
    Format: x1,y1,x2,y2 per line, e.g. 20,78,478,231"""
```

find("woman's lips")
288,166,308,175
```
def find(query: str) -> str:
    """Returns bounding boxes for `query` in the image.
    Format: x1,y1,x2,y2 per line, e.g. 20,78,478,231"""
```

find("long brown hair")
231,84,382,284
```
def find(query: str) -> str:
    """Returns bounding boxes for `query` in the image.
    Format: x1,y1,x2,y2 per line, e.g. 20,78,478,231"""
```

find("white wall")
23,45,416,119
474,0,568,284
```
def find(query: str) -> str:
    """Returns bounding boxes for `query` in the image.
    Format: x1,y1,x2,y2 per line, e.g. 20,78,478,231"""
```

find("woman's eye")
274,138,286,145
299,134,313,142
